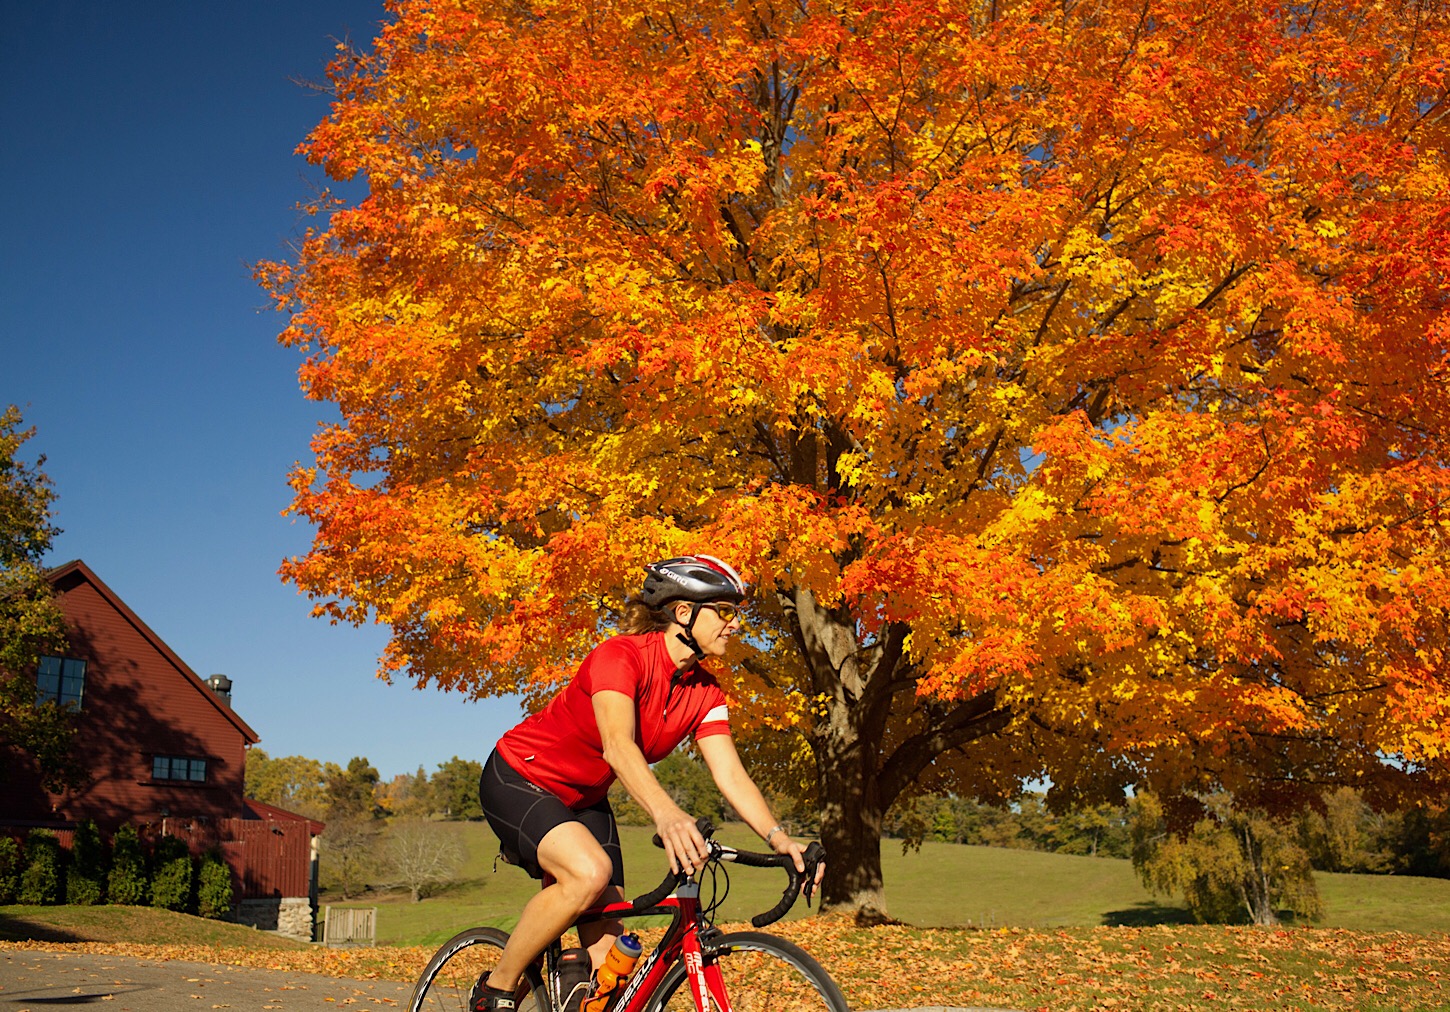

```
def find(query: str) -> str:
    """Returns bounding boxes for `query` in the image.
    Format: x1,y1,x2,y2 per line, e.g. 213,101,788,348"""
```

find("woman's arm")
592,689,709,874
697,733,826,889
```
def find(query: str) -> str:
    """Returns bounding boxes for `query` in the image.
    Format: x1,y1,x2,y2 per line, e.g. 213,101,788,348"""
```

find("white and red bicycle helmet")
641,555,748,608
640,556,747,658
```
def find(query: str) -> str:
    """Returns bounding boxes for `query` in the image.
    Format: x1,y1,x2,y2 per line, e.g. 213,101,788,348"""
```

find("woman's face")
675,601,742,656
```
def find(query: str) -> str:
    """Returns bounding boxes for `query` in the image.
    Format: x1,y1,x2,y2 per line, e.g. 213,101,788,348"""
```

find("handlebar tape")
630,869,685,910
749,841,826,928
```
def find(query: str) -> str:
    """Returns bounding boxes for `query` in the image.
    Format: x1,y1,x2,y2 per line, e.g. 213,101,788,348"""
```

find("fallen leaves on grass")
769,916,1450,1011
8,919,1449,1011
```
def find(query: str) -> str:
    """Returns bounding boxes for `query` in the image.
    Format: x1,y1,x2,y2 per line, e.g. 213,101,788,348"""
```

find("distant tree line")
880,787,1449,877
0,821,232,918
245,750,471,901
244,749,486,823
884,793,1134,858
1130,788,1450,926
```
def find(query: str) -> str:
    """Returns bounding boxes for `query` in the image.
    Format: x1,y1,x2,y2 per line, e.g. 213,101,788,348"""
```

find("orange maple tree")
263,0,1450,917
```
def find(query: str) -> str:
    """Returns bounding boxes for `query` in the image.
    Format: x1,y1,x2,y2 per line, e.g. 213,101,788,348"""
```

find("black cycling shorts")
478,749,624,887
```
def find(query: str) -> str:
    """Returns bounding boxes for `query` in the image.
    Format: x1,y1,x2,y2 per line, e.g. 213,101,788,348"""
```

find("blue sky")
1,0,519,779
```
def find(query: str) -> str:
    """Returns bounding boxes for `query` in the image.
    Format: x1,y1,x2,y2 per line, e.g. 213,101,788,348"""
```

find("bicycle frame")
521,823,824,1012
540,879,722,1012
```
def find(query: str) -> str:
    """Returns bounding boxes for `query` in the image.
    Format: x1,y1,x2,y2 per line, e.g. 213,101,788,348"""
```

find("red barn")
0,560,322,939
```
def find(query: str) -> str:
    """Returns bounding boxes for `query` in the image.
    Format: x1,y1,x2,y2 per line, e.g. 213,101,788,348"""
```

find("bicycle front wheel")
409,926,547,1012
648,930,849,1012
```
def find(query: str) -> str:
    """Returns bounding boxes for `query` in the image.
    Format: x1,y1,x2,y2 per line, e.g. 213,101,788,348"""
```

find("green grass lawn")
318,822,1450,947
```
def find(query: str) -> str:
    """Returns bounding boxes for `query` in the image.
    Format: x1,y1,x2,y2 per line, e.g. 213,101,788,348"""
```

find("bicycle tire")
645,930,849,1012
409,926,548,1012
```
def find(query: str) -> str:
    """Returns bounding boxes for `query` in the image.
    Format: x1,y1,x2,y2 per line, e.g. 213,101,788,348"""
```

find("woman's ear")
672,601,693,625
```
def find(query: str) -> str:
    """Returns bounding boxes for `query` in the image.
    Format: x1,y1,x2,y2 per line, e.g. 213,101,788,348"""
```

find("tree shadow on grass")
1102,902,1196,927
428,875,492,898
0,911,83,942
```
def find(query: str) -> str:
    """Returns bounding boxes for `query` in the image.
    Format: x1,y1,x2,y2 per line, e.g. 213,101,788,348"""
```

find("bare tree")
383,818,464,902
320,815,381,900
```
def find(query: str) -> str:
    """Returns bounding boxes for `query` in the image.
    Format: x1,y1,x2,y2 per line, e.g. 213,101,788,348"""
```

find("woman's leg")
485,820,615,991
575,884,626,967
572,801,625,967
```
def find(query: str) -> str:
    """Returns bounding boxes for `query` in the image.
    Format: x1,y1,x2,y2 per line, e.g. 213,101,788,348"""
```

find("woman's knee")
537,825,614,906
558,852,613,904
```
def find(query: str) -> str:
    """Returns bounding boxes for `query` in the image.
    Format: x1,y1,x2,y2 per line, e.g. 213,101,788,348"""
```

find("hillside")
320,822,1450,946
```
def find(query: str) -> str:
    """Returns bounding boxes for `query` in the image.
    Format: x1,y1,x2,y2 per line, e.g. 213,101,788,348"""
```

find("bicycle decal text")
685,947,709,1008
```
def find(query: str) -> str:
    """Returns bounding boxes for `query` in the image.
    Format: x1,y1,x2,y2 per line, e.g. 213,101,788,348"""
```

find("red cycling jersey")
495,632,731,808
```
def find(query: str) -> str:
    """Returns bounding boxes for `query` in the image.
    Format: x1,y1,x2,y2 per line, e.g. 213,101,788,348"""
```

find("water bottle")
583,933,643,1012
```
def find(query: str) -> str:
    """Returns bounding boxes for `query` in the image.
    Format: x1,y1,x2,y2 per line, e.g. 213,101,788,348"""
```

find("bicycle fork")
681,928,731,1012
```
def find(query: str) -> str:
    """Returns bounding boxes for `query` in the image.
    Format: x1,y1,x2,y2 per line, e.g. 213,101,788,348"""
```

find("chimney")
206,674,233,706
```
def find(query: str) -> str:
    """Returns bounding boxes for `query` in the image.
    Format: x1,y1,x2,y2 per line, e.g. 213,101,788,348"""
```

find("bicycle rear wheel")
409,926,547,1012
647,930,848,1012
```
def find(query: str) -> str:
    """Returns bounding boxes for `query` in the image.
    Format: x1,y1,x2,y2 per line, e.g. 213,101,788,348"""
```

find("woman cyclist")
471,555,824,1012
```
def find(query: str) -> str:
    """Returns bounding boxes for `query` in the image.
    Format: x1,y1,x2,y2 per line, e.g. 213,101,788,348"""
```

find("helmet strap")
673,603,706,661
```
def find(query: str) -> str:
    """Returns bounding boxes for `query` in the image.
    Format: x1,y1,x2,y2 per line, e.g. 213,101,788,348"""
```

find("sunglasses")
703,602,742,623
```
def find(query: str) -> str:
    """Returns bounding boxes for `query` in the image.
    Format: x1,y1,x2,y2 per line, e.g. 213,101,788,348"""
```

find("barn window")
37,656,86,708
152,755,208,783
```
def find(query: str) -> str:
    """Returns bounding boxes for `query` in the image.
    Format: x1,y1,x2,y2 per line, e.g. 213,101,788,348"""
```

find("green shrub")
196,850,234,920
1131,792,1323,926
0,836,21,903
65,819,106,905
18,829,63,905
107,824,148,905
150,834,194,912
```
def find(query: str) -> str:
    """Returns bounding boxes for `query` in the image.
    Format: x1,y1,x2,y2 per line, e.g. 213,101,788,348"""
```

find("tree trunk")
1239,822,1279,926
782,586,1009,922
817,731,890,922
787,587,892,923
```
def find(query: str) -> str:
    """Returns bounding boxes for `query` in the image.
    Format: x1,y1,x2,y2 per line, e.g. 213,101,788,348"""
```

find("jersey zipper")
654,666,688,756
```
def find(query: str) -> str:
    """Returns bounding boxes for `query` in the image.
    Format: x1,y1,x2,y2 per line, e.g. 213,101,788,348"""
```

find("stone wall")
234,897,315,942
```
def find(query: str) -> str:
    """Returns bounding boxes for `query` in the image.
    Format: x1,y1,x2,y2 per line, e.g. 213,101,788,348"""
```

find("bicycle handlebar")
737,840,826,928
630,817,826,928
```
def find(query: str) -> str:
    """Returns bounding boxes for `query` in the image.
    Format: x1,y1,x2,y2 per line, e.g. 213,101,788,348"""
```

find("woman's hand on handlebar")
772,832,826,896
655,805,709,876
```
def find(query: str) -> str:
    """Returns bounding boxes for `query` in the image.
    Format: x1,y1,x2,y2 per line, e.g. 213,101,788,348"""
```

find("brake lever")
801,841,825,906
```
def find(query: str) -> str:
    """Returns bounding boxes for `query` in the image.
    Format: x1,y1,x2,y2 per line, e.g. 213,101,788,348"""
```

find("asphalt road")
0,949,415,1011
0,949,1017,1012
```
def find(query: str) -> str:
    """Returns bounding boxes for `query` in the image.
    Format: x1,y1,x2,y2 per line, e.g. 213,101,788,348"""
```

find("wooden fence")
323,906,377,946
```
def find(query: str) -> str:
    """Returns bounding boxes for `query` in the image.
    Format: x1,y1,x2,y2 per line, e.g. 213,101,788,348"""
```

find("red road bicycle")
408,820,846,1012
